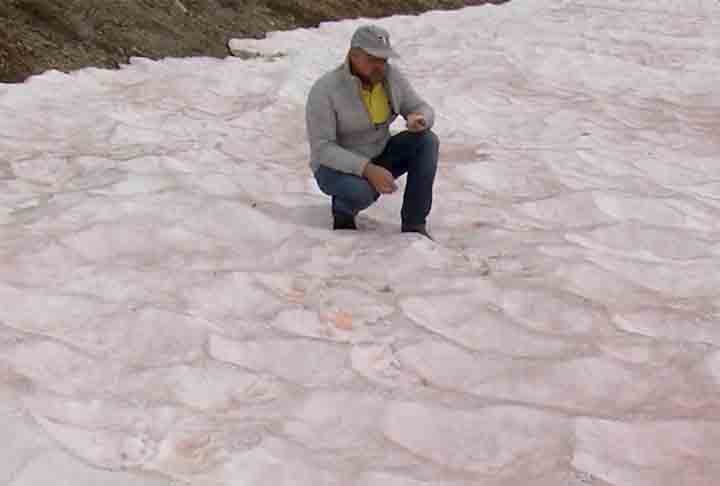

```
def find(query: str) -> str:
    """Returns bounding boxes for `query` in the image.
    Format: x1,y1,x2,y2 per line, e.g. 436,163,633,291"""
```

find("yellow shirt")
360,83,391,125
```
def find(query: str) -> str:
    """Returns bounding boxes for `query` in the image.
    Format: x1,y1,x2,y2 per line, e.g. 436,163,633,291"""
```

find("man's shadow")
258,201,393,232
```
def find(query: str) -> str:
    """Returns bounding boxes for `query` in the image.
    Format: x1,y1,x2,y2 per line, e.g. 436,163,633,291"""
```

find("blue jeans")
313,130,439,227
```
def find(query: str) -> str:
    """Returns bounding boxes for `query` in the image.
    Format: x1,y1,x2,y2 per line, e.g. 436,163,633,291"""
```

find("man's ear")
349,47,366,61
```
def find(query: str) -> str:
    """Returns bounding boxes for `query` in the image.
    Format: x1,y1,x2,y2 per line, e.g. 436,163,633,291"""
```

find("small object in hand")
407,113,427,131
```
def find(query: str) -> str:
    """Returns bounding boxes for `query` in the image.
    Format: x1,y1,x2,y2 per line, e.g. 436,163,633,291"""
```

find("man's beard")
349,57,386,85
359,69,385,86
368,70,385,84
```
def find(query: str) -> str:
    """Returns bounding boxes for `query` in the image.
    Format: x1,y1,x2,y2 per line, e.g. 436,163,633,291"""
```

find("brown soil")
0,0,508,83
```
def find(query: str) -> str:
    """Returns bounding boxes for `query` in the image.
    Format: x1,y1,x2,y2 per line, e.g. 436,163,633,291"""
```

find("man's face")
350,50,387,85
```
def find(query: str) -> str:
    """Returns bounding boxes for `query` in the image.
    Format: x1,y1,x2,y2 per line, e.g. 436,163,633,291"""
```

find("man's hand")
406,112,427,132
363,162,397,194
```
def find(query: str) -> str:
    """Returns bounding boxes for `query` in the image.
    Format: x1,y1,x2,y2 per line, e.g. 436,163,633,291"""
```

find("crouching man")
305,24,439,239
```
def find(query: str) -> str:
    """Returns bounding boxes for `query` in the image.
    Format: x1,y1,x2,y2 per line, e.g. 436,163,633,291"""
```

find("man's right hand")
363,162,397,194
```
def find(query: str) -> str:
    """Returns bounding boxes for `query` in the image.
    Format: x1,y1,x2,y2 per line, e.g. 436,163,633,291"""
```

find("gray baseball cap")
350,25,399,59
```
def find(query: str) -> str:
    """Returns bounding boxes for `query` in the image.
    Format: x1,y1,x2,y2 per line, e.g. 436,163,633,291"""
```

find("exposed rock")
0,0,508,83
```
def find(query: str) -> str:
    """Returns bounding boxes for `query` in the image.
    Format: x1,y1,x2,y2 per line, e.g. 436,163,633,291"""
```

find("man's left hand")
406,112,427,132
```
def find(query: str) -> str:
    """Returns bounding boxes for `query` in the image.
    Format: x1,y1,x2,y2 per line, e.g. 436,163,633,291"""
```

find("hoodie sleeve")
305,80,369,176
393,69,435,130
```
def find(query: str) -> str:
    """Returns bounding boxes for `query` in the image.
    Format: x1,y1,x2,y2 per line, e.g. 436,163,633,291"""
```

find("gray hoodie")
305,60,435,176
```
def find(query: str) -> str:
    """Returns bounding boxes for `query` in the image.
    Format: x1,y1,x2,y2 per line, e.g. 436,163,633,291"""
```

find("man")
305,24,439,239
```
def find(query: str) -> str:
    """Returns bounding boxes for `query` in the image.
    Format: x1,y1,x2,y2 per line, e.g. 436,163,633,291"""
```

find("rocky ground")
0,0,507,83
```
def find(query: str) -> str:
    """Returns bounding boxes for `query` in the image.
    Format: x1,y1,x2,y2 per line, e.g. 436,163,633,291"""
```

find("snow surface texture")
2,1,720,485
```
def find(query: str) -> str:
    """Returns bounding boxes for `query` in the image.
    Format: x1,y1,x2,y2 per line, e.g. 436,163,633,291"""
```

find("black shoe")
402,223,433,240
333,211,357,230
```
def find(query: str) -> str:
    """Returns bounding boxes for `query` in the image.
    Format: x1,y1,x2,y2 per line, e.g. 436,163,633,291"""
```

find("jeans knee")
357,187,380,210
416,131,439,172
424,130,439,148
345,182,379,211
416,130,439,160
